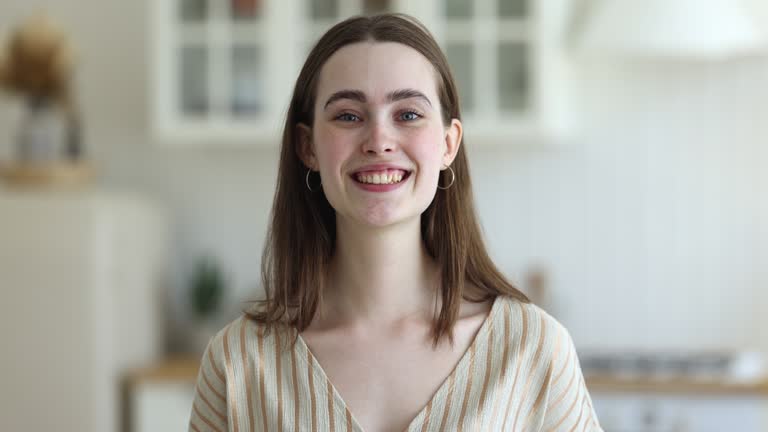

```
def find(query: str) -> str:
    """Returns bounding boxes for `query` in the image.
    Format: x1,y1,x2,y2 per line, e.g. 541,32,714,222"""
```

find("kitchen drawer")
593,394,768,432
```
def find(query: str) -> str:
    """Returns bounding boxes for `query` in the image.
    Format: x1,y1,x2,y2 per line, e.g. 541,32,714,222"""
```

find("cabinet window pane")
446,43,474,112
232,45,263,115
363,0,390,15
445,0,472,18
231,0,262,20
311,0,339,19
180,45,209,115
498,0,527,18
179,0,207,21
498,42,527,111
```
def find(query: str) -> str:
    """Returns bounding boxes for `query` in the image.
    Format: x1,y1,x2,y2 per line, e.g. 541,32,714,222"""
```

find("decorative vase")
15,97,69,164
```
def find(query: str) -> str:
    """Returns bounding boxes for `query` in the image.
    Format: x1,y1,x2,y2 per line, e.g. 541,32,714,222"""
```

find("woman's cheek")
314,128,350,172
409,127,446,168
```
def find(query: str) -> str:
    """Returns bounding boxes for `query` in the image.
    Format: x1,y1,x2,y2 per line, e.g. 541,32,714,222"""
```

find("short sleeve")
541,323,603,432
188,336,229,432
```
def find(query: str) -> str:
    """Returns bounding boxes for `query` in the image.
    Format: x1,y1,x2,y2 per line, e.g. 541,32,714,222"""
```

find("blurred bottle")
524,264,550,310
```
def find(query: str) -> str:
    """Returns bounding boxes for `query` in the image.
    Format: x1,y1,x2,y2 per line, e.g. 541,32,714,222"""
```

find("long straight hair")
246,13,528,347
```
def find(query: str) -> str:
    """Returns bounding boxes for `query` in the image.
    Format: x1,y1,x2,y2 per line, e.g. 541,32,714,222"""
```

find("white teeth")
356,171,407,185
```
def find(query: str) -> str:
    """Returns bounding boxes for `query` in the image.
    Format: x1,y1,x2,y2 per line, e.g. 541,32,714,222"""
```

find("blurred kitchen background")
1,0,767,431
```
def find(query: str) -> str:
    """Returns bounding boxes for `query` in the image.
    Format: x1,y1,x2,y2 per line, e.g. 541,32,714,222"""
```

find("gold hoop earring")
438,166,455,190
305,169,321,192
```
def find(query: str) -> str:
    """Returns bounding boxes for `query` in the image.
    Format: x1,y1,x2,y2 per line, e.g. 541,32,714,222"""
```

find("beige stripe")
240,322,255,432
202,367,226,402
196,382,227,422
489,301,515,429
583,394,597,432
346,407,353,432
522,362,554,430
437,373,456,431
478,325,495,408
276,330,284,431
419,399,433,432
291,341,300,431
327,377,336,430
500,302,511,379
257,326,268,432
209,343,226,383
548,386,584,431
222,324,240,432
456,343,476,431
193,402,224,432
190,422,202,432
568,396,588,432
522,325,562,429
552,337,573,385
502,304,529,429
512,315,548,430
549,360,577,410
548,328,564,376
308,348,318,432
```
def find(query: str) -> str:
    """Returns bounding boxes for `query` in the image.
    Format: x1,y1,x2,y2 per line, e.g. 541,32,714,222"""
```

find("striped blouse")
188,295,603,431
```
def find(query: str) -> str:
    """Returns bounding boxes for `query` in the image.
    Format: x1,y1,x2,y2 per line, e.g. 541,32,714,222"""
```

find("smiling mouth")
352,169,412,185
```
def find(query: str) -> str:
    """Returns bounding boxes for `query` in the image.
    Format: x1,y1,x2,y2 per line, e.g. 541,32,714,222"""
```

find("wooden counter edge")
124,357,201,386
586,374,768,396
123,358,768,396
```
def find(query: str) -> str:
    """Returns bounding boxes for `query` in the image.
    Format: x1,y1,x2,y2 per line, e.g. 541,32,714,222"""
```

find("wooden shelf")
586,375,768,396
0,161,95,187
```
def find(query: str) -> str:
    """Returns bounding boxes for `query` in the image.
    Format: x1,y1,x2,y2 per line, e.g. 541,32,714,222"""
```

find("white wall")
472,58,768,353
0,0,766,355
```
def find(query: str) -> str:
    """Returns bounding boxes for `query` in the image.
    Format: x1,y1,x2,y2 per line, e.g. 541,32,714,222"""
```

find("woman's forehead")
315,41,440,106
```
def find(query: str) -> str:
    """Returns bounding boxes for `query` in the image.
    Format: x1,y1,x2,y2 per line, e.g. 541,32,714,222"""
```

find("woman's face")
299,41,462,228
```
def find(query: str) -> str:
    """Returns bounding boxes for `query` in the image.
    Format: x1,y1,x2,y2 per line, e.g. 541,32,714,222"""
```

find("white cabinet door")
593,394,768,432
132,382,197,432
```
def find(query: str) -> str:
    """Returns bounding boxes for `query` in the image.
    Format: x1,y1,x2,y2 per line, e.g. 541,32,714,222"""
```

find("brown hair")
246,13,528,347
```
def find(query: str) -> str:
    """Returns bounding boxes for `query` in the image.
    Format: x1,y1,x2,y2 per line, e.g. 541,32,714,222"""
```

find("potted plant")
188,255,227,352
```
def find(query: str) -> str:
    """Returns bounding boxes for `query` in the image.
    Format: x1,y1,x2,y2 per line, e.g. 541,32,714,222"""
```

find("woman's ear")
442,118,463,167
295,123,317,170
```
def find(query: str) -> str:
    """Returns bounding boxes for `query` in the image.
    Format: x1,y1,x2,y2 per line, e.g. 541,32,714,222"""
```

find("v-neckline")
295,295,501,432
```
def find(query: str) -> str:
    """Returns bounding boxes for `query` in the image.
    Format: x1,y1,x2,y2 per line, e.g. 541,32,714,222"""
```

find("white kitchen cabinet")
125,358,200,432
132,382,196,432
592,394,768,432
0,189,168,432
152,0,573,146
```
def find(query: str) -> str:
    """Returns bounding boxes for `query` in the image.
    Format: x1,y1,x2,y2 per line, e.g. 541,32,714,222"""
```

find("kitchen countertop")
125,358,768,396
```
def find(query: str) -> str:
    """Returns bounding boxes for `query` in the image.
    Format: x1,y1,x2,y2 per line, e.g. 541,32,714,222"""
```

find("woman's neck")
322,215,439,328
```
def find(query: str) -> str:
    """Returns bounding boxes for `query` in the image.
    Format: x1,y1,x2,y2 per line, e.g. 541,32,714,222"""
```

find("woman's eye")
336,113,361,122
399,111,422,121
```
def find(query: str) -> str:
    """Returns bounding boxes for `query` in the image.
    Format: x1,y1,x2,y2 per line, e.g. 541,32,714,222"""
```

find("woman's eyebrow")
324,90,366,109
386,89,432,107
323,88,432,110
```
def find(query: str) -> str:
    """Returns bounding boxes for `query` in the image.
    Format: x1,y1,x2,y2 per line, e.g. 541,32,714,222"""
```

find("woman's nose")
361,120,397,155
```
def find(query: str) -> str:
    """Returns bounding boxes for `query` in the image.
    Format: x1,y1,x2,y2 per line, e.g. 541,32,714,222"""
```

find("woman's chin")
348,210,418,230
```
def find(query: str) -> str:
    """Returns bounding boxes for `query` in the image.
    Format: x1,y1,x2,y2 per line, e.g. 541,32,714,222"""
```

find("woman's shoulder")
494,296,578,366
203,314,293,367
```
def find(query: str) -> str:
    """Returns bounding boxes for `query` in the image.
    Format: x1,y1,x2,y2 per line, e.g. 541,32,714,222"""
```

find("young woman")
189,14,602,432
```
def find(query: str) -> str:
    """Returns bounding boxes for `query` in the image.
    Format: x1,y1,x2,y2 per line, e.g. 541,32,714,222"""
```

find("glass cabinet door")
174,0,267,121
440,0,531,119
157,0,567,145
